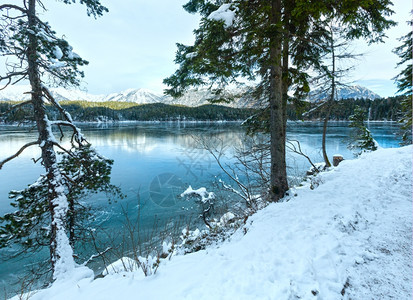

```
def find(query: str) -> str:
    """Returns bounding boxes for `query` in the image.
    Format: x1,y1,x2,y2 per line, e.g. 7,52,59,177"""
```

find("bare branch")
302,101,327,117
50,121,79,132
0,78,12,90
0,4,27,14
0,141,39,170
57,124,64,141
42,86,75,124
49,120,86,147
0,71,28,89
11,74,29,86
52,142,74,157
203,140,250,194
82,247,113,266
286,140,318,171
32,156,41,164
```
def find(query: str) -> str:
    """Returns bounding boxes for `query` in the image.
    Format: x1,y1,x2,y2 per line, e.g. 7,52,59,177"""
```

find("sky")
34,0,412,97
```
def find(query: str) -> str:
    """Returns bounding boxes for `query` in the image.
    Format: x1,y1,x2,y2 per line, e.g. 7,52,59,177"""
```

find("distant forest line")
0,96,404,123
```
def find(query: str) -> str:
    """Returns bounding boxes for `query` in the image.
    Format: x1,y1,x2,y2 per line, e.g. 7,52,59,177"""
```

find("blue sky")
42,0,410,97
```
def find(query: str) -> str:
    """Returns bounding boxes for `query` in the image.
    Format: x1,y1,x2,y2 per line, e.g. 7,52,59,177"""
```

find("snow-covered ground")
16,146,412,300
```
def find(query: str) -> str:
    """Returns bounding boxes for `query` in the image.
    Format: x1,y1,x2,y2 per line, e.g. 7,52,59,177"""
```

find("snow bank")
101,257,141,276
17,146,412,300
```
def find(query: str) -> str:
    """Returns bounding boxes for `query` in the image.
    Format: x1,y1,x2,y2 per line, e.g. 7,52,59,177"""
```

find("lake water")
0,121,402,295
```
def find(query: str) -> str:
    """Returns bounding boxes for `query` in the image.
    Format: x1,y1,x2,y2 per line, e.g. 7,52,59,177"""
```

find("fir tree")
0,0,108,279
164,0,395,202
348,106,378,155
393,19,412,145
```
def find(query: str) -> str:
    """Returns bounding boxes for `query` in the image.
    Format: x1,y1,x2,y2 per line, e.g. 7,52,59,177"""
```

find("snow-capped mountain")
309,85,381,102
50,87,106,102
0,85,163,104
104,88,164,103
0,85,257,108
0,85,33,101
164,88,215,107
163,86,259,108
0,84,382,107
0,85,105,102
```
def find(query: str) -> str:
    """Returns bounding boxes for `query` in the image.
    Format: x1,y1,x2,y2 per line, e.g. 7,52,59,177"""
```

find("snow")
42,116,86,282
66,46,80,60
104,88,164,103
49,61,66,69
180,185,215,203
208,4,236,28
12,146,413,300
219,212,236,226
37,30,54,43
309,85,382,102
101,257,141,276
185,52,197,59
53,46,63,60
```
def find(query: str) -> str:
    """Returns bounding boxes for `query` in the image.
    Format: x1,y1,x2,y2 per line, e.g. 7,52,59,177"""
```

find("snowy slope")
309,85,382,102
19,146,412,300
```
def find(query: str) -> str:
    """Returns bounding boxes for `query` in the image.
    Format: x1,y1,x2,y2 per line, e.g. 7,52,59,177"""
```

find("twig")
52,142,74,157
0,4,27,13
83,247,112,266
0,140,39,169
286,139,318,171
302,100,327,117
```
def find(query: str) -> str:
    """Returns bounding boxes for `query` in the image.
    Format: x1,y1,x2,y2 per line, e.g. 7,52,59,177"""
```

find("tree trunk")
68,196,75,249
282,4,290,138
27,0,75,279
269,0,288,202
322,29,336,168
322,103,332,167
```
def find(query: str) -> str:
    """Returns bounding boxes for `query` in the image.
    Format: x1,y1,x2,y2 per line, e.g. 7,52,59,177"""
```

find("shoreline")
0,119,400,127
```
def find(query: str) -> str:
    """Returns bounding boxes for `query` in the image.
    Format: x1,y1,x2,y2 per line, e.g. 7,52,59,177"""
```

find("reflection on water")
0,121,401,295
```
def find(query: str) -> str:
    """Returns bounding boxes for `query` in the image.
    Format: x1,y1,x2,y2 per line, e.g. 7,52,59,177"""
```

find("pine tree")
0,0,108,280
393,20,412,144
348,106,378,154
164,0,395,202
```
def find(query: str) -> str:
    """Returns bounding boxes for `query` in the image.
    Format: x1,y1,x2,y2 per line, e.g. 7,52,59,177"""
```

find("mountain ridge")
308,85,381,102
0,84,382,108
